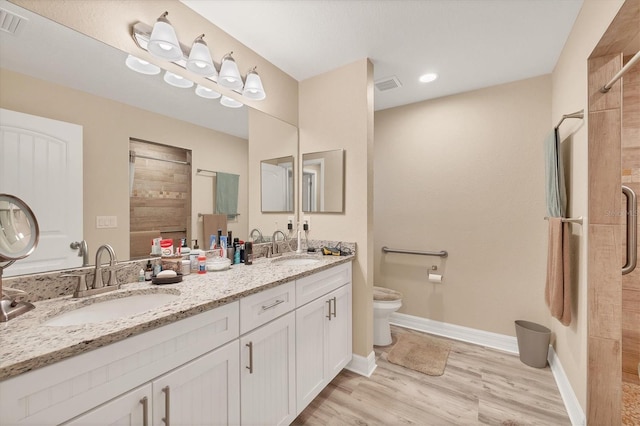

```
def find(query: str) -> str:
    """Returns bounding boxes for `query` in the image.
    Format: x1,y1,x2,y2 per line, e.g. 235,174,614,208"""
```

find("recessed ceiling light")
419,73,438,83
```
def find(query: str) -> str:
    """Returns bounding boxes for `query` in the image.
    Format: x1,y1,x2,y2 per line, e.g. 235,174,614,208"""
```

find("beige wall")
12,0,299,127
299,59,374,357
375,75,551,336
550,0,624,411
248,108,299,235
0,68,248,261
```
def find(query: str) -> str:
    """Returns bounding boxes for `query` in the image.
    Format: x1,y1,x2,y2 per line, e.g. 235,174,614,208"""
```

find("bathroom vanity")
0,256,353,425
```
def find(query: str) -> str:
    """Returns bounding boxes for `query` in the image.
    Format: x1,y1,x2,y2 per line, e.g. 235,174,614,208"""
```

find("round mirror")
0,193,40,261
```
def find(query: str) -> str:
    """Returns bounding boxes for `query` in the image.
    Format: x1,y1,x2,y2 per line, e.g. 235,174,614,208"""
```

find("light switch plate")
96,215,117,229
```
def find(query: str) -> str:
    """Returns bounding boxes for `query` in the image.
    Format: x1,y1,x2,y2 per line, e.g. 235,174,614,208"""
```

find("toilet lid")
373,286,402,301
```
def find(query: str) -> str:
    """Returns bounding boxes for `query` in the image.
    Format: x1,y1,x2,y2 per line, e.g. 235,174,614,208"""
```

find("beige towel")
545,218,572,326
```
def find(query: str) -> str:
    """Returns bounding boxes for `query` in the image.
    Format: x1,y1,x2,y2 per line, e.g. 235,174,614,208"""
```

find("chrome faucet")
272,230,287,256
65,244,120,298
93,244,118,289
250,228,263,243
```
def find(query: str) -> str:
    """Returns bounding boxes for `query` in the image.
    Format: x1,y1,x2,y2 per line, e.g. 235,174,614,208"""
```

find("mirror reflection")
0,194,39,260
261,156,294,213
302,149,345,213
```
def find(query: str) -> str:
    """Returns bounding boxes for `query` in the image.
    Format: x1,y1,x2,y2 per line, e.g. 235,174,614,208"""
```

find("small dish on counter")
207,256,231,271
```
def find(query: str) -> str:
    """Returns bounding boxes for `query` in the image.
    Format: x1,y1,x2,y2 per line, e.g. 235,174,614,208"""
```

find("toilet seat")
373,286,402,302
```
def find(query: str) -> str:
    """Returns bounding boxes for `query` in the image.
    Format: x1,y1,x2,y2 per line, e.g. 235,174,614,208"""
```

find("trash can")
514,320,551,368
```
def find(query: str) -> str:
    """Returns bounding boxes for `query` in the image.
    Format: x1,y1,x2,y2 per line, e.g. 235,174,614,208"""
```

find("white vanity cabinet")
64,384,152,426
295,262,352,414
238,281,297,425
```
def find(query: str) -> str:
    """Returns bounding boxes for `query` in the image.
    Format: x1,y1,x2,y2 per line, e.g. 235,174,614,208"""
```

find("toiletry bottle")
144,260,153,281
239,240,245,263
217,229,222,248
190,240,201,272
245,241,253,265
198,254,207,274
234,246,240,264
138,268,145,282
153,260,162,276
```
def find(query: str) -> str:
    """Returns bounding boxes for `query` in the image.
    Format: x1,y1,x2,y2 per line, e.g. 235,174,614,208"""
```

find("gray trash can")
514,320,551,368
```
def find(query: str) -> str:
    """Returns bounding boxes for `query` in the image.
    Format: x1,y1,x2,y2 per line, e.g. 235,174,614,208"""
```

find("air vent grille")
375,76,402,92
0,8,27,36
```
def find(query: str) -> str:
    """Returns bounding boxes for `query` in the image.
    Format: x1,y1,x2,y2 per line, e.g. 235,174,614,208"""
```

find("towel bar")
382,246,448,258
544,216,583,225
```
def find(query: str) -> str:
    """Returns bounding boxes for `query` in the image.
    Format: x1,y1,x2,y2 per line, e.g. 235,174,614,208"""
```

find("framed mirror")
302,149,345,213
0,194,39,261
261,156,294,212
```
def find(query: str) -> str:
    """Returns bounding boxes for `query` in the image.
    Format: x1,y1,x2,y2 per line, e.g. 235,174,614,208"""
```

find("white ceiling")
181,0,584,111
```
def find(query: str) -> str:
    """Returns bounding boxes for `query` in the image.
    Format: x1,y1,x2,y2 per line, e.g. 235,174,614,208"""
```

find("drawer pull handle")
332,296,337,318
140,396,149,426
246,342,254,374
326,299,332,320
261,299,285,311
162,386,170,426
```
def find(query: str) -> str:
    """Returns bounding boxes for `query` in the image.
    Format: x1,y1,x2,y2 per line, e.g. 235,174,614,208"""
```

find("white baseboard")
345,351,377,377
390,312,585,426
548,346,585,426
390,312,519,354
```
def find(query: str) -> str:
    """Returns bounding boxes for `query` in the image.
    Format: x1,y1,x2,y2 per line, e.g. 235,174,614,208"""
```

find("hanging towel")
215,172,239,216
545,218,572,326
544,129,567,218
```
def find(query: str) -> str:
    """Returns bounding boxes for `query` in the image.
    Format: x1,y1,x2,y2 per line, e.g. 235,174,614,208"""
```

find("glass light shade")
218,54,243,90
125,55,161,75
163,71,194,88
242,70,266,100
186,36,217,77
195,84,221,99
220,95,244,108
147,13,182,61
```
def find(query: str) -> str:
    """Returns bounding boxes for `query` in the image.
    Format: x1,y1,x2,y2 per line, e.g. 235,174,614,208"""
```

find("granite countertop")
0,253,354,381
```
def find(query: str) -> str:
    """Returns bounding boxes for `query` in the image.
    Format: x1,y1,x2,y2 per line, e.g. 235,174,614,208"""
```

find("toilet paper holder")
428,265,443,283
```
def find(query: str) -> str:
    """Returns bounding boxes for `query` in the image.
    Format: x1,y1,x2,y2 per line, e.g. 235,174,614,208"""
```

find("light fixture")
220,95,243,108
195,84,221,99
125,54,161,75
163,70,194,88
186,34,217,77
218,52,243,90
147,11,182,61
419,73,438,83
242,67,266,100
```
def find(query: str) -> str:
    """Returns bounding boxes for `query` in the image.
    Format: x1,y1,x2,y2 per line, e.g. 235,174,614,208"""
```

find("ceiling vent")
0,8,27,36
374,76,402,92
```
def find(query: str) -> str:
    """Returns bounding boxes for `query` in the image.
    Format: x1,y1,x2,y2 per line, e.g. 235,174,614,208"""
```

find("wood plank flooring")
293,326,570,425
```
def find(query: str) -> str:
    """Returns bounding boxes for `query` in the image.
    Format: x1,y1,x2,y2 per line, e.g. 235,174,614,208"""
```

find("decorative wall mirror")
261,156,294,212
302,149,345,213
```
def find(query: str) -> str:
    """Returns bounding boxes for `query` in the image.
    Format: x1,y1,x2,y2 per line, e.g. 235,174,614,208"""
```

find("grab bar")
622,186,637,275
382,246,448,258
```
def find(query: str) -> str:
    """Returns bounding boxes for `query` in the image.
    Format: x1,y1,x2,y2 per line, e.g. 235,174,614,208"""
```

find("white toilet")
373,286,403,346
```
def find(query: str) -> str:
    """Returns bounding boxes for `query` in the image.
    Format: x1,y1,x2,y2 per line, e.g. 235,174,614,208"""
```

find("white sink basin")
273,256,322,266
43,293,179,326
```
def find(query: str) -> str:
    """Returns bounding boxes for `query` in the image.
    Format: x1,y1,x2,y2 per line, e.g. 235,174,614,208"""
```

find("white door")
0,108,83,275
152,340,240,426
240,312,296,426
64,384,152,426
261,162,288,211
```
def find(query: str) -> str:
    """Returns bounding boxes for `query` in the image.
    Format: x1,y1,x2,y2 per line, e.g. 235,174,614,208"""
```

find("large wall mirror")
0,1,297,275
302,149,345,213
261,156,294,213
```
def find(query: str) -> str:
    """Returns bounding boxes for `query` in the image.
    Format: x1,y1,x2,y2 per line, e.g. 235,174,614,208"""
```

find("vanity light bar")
132,22,219,84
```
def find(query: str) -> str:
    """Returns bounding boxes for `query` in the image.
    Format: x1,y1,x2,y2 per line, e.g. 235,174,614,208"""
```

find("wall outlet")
287,216,294,225
96,215,117,229
303,216,311,229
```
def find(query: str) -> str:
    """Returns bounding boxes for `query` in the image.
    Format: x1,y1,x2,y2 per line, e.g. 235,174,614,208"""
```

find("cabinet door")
240,312,296,426
152,340,240,426
295,295,330,412
327,283,353,380
64,384,152,426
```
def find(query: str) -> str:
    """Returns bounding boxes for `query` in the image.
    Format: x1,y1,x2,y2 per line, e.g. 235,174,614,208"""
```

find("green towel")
215,172,239,216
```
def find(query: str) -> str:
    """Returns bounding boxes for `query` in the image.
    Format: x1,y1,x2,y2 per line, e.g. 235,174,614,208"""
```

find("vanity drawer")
240,281,296,334
296,262,352,307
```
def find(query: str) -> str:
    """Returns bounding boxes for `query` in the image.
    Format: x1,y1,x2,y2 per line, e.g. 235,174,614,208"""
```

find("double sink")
42,255,322,327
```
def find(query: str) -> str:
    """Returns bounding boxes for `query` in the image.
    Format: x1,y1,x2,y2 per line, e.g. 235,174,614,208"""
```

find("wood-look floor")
293,326,570,425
